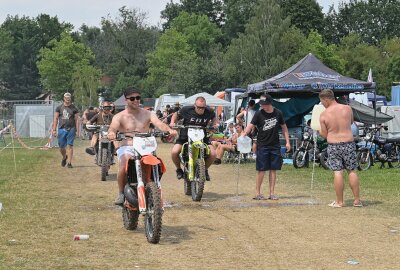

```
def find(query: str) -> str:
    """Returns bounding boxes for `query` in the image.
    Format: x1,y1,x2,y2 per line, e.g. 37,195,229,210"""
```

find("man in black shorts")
170,96,218,181
242,94,291,200
319,89,361,208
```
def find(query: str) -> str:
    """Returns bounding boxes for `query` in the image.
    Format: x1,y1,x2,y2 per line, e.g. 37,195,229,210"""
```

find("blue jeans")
58,128,76,148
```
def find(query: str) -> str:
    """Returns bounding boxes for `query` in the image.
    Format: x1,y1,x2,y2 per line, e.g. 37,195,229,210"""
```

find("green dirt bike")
176,125,211,202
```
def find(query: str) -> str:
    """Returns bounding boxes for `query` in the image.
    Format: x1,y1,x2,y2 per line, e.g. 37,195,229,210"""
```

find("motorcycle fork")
133,153,147,214
152,164,164,210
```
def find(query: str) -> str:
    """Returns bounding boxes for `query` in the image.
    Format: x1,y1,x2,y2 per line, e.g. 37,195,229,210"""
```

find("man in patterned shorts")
319,89,362,208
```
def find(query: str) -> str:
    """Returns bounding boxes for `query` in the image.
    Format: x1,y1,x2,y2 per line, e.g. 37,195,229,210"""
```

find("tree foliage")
278,0,324,36
0,14,69,100
37,31,98,100
323,0,400,45
223,0,300,87
161,0,224,30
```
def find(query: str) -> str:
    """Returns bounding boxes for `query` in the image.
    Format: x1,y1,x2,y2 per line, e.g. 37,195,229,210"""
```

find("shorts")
116,146,135,160
175,136,211,145
256,145,282,171
327,142,358,171
58,128,76,148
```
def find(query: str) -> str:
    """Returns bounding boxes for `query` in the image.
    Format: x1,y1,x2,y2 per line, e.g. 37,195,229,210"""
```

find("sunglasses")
126,96,141,101
103,106,112,110
196,106,206,110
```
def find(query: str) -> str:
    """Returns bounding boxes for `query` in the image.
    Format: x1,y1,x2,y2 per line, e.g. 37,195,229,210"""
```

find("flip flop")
268,194,279,200
353,202,363,207
328,201,343,208
252,194,266,200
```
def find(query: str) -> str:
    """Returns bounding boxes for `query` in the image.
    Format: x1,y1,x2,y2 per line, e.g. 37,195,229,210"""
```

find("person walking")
319,89,362,208
52,92,80,168
242,94,291,200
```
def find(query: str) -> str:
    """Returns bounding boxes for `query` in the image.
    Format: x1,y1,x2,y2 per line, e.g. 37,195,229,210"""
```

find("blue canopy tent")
242,53,376,127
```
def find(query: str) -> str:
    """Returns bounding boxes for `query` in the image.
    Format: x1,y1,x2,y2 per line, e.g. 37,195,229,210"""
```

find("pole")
374,89,377,127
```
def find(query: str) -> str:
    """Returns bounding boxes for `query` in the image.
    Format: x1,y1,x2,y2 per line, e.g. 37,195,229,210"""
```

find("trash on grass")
73,234,89,240
347,260,360,265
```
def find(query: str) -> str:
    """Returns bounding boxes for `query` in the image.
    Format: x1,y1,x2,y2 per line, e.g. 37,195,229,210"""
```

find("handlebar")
172,125,216,130
86,124,110,131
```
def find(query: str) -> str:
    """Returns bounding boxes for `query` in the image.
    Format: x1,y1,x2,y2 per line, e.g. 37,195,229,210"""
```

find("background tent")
181,92,232,107
114,95,126,111
348,99,393,125
247,53,375,97
243,53,376,127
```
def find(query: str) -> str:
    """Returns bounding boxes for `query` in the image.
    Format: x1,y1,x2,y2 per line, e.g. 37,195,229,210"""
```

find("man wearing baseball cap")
242,94,291,200
51,92,80,168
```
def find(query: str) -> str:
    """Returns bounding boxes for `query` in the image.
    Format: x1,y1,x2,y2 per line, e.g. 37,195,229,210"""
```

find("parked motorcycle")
116,131,165,244
293,129,329,169
357,126,400,170
176,125,211,201
86,124,115,181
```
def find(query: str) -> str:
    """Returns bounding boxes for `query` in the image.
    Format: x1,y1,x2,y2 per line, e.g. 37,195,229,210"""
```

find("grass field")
0,143,399,269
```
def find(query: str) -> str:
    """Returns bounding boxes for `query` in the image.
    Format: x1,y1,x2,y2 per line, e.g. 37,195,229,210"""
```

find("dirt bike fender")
141,155,160,166
192,141,210,155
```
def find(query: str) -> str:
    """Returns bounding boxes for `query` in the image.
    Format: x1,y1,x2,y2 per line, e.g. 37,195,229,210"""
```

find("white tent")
181,92,232,107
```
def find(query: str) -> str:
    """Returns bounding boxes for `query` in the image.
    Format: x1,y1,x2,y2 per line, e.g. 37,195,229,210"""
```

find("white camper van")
155,93,186,112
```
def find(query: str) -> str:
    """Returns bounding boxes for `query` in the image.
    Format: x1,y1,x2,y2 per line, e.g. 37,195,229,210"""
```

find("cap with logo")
258,94,272,105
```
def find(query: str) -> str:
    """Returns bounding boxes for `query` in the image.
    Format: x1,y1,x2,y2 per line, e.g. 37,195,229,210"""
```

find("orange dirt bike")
85,124,115,181
116,131,166,244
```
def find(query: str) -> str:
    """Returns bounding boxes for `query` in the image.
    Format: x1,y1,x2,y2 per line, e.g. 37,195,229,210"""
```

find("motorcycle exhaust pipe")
124,184,138,209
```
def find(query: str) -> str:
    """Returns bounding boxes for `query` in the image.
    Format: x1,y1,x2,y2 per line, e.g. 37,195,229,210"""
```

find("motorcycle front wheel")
144,182,163,244
101,149,108,181
293,149,309,168
191,159,206,201
357,151,372,171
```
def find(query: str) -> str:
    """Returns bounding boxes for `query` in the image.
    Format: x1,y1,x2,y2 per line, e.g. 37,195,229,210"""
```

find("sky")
0,0,347,29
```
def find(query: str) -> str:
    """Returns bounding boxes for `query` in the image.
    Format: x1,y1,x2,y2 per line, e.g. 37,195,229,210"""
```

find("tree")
278,0,324,36
0,29,13,98
323,0,400,45
0,14,70,100
221,0,258,43
146,28,199,96
222,0,302,87
72,65,102,110
37,31,98,100
161,0,224,30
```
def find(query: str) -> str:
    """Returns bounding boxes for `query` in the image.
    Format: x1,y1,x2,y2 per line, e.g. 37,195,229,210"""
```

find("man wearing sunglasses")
170,96,219,181
85,100,115,155
107,87,178,205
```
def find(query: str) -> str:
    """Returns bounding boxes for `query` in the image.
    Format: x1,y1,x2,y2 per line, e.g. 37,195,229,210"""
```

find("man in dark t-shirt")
85,101,115,155
52,92,80,168
243,94,291,200
170,96,218,181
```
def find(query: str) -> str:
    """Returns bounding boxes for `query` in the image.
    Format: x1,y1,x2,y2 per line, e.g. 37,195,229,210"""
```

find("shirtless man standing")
319,89,362,208
107,87,177,205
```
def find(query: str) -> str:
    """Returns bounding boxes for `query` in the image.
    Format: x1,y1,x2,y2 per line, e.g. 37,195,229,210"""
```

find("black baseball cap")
258,94,273,105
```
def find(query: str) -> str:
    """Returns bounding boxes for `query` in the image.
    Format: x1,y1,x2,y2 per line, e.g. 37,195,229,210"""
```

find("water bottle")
73,234,89,240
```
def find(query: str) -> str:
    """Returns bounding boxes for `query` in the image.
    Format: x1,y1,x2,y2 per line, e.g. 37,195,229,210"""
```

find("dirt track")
2,141,400,269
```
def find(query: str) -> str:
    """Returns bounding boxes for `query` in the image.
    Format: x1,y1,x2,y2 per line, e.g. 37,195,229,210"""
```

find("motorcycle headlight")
365,132,371,140
101,130,108,136
303,132,310,140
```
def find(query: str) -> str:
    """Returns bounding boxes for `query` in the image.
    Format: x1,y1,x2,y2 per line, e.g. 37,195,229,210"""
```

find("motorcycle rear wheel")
357,151,372,171
293,149,309,168
191,159,206,201
122,206,139,230
144,182,163,244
